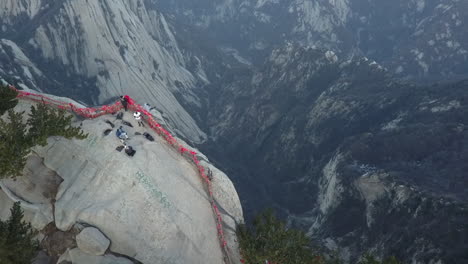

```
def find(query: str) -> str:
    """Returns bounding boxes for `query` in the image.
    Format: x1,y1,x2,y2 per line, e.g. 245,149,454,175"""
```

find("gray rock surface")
0,92,81,229
200,161,244,262
0,180,53,229
0,97,243,264
37,113,228,263
58,248,133,264
76,227,110,256
0,153,61,228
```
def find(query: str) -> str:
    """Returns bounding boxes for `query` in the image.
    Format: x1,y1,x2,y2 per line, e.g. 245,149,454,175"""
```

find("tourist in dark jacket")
120,95,128,111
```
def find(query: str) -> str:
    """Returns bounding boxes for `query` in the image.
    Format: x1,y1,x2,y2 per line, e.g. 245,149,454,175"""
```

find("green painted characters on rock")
135,171,171,208
86,135,98,148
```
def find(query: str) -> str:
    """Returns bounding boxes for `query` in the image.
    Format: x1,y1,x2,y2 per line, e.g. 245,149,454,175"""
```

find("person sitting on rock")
133,111,144,127
116,126,129,140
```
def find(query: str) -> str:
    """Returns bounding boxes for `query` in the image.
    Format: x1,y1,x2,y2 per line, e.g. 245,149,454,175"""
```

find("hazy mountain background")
1,0,467,263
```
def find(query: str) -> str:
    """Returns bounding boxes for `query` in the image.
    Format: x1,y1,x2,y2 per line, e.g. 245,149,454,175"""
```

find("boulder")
76,227,110,256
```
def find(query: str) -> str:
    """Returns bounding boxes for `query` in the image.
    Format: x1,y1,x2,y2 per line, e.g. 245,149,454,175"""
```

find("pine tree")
0,110,30,178
237,209,321,264
27,103,87,146
0,85,18,115
0,202,38,264
0,102,87,179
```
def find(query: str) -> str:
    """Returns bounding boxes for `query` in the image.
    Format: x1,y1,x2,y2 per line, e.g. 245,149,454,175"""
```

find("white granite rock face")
0,152,57,229
38,113,227,263
0,97,244,264
58,248,133,264
0,0,208,143
76,227,110,256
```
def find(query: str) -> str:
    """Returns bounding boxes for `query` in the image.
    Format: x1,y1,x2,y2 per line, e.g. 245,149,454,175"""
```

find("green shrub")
0,202,39,264
27,103,87,146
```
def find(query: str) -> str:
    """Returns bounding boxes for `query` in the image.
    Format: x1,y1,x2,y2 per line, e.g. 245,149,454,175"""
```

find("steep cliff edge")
0,92,244,264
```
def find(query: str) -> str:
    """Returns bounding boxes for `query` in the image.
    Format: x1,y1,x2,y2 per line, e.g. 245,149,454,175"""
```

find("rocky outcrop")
76,227,110,256
0,94,244,264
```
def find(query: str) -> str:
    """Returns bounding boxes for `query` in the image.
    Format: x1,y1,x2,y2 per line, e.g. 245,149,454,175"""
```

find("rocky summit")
0,94,243,264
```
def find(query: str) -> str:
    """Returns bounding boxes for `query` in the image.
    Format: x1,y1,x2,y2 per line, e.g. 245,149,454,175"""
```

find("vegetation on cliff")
237,209,322,264
238,209,402,264
0,202,38,264
0,85,87,178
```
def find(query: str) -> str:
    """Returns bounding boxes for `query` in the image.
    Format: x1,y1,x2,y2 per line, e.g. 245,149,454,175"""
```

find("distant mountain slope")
155,0,468,79
202,44,468,263
0,0,207,142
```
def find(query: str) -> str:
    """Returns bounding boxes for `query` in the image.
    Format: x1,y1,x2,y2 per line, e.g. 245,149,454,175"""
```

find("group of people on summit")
115,95,156,157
